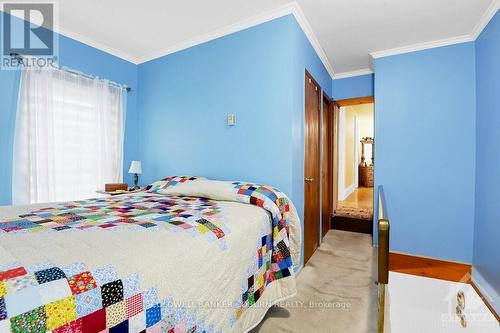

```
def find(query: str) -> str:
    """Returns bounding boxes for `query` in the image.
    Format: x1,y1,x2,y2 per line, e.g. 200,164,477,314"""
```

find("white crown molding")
370,34,474,59
333,68,373,80
5,1,499,76
1,8,140,64
288,3,335,79
136,2,336,79
2,2,335,76
136,2,296,64
471,0,500,39
370,0,499,60
56,26,140,64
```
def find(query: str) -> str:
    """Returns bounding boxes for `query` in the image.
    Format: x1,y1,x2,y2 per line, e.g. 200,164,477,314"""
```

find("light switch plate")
227,113,236,126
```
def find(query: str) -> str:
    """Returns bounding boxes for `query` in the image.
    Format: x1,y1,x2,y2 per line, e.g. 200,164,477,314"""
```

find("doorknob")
305,177,314,183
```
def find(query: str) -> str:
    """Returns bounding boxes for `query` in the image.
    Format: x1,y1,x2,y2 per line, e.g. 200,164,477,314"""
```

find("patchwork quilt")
0,177,301,333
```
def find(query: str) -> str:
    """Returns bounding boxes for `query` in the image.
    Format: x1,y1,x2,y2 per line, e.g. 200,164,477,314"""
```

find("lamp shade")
128,161,142,174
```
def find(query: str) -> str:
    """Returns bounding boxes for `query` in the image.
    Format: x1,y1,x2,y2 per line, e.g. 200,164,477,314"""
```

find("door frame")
333,96,375,211
321,92,334,238
303,69,322,264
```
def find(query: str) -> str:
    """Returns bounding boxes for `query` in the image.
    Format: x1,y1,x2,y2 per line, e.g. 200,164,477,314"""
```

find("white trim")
56,26,140,64
370,1,499,60
471,0,500,39
472,267,500,315
340,183,356,201
1,2,335,76
4,1,499,73
288,3,335,79
333,68,373,80
370,34,474,59
338,107,346,199
337,107,357,201
136,2,297,64
3,8,140,64
354,115,359,188
136,2,336,79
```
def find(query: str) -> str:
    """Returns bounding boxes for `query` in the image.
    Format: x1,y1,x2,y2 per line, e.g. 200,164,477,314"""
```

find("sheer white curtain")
13,68,126,204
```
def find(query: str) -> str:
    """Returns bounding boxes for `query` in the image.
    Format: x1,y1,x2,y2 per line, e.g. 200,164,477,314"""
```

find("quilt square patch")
146,322,162,333
35,267,66,284
75,288,102,318
0,281,5,297
92,265,118,286
109,319,128,332
45,295,77,330
4,274,38,293
0,320,9,333
27,262,53,275
126,293,143,318
52,318,83,333
81,308,105,333
38,278,72,304
101,280,123,307
145,304,161,328
142,288,158,309
0,296,6,320
128,311,145,332
122,274,139,298
10,305,47,333
105,300,126,328
3,283,43,317
61,262,86,277
68,271,97,295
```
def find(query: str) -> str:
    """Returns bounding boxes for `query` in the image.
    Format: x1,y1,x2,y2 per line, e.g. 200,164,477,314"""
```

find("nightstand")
96,189,142,196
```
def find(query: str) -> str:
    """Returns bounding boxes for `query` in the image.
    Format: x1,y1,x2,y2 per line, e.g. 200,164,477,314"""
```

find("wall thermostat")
227,113,236,126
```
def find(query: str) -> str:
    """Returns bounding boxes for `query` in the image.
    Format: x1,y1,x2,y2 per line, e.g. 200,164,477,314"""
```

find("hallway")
335,187,373,221
252,230,377,333
339,187,373,210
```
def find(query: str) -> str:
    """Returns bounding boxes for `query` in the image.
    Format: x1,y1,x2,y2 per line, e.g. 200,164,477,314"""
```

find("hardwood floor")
338,186,373,210
389,252,472,283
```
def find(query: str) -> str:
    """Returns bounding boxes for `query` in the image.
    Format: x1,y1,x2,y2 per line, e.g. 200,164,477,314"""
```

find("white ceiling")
7,0,498,77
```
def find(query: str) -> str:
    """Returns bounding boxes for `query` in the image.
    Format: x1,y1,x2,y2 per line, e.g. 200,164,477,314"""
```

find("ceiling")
6,0,498,77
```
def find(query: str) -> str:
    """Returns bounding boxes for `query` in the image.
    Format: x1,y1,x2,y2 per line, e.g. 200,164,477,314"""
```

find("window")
13,68,126,204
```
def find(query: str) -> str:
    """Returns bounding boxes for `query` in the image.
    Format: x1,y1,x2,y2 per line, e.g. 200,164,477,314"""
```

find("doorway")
321,93,334,238
332,97,374,234
303,70,321,264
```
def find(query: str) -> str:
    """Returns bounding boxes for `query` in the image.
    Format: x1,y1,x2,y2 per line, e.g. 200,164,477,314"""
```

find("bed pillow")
145,176,206,193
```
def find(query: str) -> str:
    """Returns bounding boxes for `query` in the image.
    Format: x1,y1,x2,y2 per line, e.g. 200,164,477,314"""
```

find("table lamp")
128,161,142,190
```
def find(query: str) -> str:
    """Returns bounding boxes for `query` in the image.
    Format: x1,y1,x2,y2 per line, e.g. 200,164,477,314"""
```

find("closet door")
304,70,321,264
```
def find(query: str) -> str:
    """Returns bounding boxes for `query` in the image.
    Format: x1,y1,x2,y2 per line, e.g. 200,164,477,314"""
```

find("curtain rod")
9,53,132,92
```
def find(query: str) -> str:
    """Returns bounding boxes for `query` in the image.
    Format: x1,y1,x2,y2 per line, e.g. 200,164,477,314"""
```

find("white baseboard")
339,183,356,201
472,267,500,316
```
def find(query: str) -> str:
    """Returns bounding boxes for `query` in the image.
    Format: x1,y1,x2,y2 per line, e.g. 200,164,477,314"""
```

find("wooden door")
304,71,321,264
321,94,333,238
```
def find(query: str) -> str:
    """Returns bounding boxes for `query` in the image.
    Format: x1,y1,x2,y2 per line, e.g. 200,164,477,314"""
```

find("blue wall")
374,43,476,263
138,15,331,229
0,13,138,205
473,10,500,313
332,74,374,100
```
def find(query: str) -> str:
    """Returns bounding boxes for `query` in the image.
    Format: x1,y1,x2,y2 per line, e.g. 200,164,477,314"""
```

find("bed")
0,176,301,333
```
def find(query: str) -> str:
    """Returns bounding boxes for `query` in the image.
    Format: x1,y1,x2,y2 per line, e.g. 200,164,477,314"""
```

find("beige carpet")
251,230,377,333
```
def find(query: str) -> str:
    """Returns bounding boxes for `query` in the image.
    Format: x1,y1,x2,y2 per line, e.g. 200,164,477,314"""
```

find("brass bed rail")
377,185,390,333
